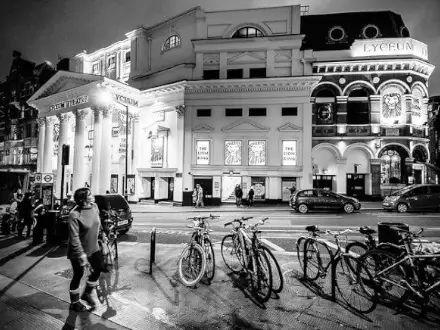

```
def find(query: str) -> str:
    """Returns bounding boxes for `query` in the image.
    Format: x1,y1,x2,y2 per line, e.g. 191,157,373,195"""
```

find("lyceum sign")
351,38,428,61
113,93,139,107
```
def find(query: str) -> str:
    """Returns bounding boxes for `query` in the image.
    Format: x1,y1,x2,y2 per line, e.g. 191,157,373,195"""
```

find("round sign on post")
35,173,42,183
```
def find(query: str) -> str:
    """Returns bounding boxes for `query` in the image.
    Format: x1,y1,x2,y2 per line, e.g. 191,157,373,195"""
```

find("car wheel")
343,203,354,214
397,203,408,213
298,204,308,214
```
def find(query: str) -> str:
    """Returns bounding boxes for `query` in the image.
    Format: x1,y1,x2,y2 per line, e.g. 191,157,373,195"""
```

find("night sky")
0,0,439,96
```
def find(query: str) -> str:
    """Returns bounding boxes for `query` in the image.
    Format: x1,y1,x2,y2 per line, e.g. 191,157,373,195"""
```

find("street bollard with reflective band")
150,227,156,274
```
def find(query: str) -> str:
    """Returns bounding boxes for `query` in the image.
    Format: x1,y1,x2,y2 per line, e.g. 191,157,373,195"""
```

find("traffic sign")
43,173,54,184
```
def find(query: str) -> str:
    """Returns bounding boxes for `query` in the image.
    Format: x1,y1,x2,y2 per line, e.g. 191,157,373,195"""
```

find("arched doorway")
412,145,429,184
378,145,409,188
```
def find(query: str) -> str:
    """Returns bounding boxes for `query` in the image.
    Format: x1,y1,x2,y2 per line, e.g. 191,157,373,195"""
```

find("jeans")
69,250,103,291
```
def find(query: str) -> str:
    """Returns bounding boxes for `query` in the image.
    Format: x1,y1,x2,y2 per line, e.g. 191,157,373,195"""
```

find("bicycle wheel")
203,237,216,282
178,243,206,287
304,238,333,281
335,255,377,313
296,236,306,275
250,250,273,303
260,245,284,293
345,241,368,273
221,234,243,273
360,249,407,302
419,261,440,313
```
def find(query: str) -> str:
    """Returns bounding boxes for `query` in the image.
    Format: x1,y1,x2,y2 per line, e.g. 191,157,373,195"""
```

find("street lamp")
97,88,130,201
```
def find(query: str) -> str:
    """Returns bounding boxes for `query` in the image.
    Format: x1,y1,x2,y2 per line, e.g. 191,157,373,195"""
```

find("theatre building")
28,5,320,205
302,11,435,200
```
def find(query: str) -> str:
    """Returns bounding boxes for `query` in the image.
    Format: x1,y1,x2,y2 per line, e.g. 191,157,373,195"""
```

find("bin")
378,222,409,245
46,210,59,244
56,214,69,245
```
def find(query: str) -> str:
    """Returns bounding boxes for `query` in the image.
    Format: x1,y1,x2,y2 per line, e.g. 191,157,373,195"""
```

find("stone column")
72,109,89,193
300,102,313,190
405,157,415,185
55,113,71,197
91,108,103,194
36,118,46,172
336,157,347,195
130,112,141,201
99,107,113,193
43,116,56,173
336,96,348,133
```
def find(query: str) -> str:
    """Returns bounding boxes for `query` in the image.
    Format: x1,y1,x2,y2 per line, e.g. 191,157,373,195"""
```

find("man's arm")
68,213,86,260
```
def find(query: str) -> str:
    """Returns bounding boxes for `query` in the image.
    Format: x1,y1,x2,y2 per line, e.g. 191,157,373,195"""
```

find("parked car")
59,193,133,235
290,189,361,214
382,184,440,213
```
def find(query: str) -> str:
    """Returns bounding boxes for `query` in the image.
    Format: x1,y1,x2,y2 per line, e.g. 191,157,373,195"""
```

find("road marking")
378,215,440,218
261,238,285,252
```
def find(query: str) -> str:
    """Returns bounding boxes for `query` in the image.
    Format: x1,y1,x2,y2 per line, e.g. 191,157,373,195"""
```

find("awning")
416,161,440,173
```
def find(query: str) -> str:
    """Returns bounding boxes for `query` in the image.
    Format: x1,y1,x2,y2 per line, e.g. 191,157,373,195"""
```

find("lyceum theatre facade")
28,5,321,205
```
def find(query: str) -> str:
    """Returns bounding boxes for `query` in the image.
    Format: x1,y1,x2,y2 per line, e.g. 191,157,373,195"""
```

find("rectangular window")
225,140,242,165
227,69,243,79
197,109,211,117
125,51,131,62
249,68,266,78
196,140,210,165
92,62,99,74
203,70,219,80
248,141,266,166
225,108,242,117
282,107,298,116
107,56,116,66
282,140,297,166
249,108,266,116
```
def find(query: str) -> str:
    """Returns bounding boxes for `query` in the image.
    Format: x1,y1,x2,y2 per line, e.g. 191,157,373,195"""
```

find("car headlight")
388,196,400,202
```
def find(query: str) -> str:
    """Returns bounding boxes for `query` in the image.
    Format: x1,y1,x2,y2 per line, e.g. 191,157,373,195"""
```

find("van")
382,184,440,213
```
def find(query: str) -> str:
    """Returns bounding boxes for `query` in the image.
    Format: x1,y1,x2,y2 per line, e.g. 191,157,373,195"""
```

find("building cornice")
311,58,435,79
185,76,321,94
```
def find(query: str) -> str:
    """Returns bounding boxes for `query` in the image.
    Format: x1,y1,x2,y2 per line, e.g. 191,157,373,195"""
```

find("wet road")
120,210,440,251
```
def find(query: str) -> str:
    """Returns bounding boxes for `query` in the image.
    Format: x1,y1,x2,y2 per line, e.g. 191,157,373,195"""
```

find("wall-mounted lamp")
375,140,382,149
322,168,328,174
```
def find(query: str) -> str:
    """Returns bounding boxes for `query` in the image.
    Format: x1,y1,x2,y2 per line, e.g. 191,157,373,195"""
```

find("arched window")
347,88,371,124
381,150,401,184
232,27,264,38
163,35,181,51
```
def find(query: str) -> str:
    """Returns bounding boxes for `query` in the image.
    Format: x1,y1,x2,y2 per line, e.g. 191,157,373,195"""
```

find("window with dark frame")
249,68,266,78
203,69,220,80
282,107,298,116
249,108,267,116
125,51,131,62
225,108,243,117
227,69,243,79
197,109,211,117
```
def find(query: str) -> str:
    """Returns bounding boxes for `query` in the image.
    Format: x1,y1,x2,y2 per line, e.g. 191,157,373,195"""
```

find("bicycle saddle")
359,226,376,235
305,225,320,232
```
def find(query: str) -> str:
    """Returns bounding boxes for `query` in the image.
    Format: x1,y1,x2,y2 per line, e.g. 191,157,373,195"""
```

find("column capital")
56,113,72,123
102,107,114,117
93,107,103,118
45,116,57,126
370,158,381,166
36,117,46,127
130,112,140,122
75,108,89,120
175,105,185,118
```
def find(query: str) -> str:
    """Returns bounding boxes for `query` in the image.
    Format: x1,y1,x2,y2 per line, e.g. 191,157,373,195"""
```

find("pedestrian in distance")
17,192,34,238
247,186,255,207
192,186,198,207
234,184,243,207
195,184,205,208
67,187,106,312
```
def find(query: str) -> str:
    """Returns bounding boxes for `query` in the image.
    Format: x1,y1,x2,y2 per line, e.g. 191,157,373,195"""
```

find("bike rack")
150,227,156,274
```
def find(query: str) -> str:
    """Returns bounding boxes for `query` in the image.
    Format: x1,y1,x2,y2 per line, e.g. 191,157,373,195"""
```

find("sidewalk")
0,237,438,329
130,201,383,213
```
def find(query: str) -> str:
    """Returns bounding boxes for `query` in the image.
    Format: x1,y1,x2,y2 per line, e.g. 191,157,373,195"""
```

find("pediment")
193,124,214,132
222,120,270,132
28,71,103,102
203,55,220,65
227,52,265,64
278,122,302,132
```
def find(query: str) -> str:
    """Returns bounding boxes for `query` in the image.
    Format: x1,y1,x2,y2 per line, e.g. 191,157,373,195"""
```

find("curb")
132,208,384,214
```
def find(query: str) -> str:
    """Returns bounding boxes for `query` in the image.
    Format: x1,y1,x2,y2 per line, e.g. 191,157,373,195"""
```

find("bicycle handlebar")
224,217,251,227
325,228,353,236
186,214,219,221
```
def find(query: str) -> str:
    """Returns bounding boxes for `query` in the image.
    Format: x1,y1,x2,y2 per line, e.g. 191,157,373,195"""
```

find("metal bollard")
150,227,156,274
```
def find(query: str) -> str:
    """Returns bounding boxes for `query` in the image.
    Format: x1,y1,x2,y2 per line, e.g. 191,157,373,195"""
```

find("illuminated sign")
248,141,266,166
196,140,210,165
351,38,428,61
113,93,139,107
282,141,297,166
50,95,88,111
224,140,242,165
380,85,405,125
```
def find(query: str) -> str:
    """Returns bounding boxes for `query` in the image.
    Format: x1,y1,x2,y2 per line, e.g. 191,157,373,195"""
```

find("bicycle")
178,214,219,287
101,210,119,264
222,217,273,303
302,225,377,313
358,227,440,315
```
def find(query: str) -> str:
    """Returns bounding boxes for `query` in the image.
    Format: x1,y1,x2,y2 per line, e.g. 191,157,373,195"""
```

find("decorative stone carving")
75,108,89,120
56,113,71,123
175,105,185,118
101,107,113,117
45,116,57,126
130,112,140,122
36,117,46,127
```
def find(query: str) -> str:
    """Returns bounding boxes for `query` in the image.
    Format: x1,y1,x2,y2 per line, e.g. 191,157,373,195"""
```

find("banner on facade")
282,141,297,166
248,140,266,166
196,140,210,165
224,140,242,165
381,86,405,125
316,103,334,125
151,136,164,168
110,174,118,193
